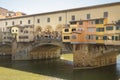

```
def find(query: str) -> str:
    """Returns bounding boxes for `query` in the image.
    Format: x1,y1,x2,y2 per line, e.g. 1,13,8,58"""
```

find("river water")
0,55,120,80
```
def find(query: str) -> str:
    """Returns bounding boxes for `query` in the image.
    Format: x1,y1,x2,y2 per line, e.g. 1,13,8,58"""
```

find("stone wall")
73,44,119,69
30,45,61,60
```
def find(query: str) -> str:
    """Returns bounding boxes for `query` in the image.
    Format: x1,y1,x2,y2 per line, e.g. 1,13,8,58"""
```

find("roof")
0,2,120,21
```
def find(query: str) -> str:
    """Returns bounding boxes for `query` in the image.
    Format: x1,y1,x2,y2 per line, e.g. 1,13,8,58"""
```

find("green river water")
0,54,120,80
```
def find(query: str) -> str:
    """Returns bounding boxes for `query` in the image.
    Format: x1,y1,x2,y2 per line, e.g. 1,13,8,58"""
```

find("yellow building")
62,26,72,42
104,22,120,45
96,18,107,44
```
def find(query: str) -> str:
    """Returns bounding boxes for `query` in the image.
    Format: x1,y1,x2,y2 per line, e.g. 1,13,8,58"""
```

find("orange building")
70,20,86,44
70,19,96,44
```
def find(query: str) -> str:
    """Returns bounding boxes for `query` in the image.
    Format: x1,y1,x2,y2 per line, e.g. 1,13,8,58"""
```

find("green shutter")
112,36,114,40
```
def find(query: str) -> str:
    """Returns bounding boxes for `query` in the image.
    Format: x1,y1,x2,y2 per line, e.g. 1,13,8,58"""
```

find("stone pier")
73,44,119,69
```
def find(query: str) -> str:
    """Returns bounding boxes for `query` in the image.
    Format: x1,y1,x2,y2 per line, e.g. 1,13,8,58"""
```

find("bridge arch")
30,44,61,60
0,43,12,60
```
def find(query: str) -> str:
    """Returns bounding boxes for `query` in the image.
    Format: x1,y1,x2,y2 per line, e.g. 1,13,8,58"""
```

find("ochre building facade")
0,2,120,69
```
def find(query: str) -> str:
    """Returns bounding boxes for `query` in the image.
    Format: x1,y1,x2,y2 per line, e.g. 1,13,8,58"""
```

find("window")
87,14,90,19
47,18,50,22
26,31,28,33
104,12,108,18
59,16,62,21
106,26,113,30
116,26,120,30
4,37,6,39
64,29,69,32
99,19,104,24
96,36,98,40
99,28,104,32
12,21,14,25
112,36,114,40
115,36,119,41
20,21,22,24
28,20,31,24
103,36,107,40
86,35,95,40
87,27,95,32
37,19,40,23
96,28,104,32
5,22,7,26
95,19,104,24
24,30,28,33
95,20,99,24
71,15,75,21
89,21,95,24
70,21,77,24
64,36,70,40
90,35,95,40
25,36,28,39
79,21,83,25
21,30,23,32
19,36,28,39
72,28,76,32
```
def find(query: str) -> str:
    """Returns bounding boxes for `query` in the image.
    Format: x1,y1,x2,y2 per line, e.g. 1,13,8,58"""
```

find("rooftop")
0,2,120,21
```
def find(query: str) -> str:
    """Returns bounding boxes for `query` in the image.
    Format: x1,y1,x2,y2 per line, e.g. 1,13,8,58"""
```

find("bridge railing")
30,38,62,49
34,37,62,45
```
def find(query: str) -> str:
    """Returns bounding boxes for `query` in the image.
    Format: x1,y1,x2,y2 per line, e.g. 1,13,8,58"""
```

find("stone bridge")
73,44,120,69
12,38,63,60
1,38,120,69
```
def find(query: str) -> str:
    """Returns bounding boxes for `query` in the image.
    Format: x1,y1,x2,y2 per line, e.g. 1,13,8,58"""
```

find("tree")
45,25,53,32
36,26,42,32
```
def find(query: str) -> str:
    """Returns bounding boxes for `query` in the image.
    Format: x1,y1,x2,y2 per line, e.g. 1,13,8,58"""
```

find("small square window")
37,19,40,23
71,15,75,21
12,21,14,25
59,16,62,21
64,36,70,40
65,29,69,32
28,20,31,24
47,18,50,22
20,21,22,24
104,12,108,18
87,14,90,19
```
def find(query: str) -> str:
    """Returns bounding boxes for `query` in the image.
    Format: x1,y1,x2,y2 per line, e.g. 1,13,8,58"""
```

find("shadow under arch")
0,43,12,54
30,44,62,60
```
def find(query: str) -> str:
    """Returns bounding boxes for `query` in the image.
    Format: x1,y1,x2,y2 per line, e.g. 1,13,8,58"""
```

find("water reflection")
117,54,120,80
0,58,120,80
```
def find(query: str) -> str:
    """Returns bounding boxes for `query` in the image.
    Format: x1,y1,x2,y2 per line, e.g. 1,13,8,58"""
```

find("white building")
11,25,34,42
0,2,119,43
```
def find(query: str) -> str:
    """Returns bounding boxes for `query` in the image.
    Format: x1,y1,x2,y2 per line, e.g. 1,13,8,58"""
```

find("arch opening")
30,44,61,60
